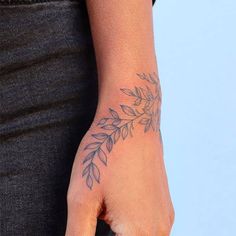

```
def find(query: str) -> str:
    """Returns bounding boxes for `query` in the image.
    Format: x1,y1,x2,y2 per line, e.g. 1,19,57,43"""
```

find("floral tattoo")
82,72,162,189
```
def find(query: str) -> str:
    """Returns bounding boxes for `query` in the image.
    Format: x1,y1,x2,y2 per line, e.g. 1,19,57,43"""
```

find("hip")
0,0,98,141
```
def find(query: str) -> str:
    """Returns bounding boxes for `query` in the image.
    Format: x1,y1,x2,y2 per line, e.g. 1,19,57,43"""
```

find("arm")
66,0,174,235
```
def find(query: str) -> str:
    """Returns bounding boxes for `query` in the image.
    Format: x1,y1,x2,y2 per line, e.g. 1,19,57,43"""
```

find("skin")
65,0,174,235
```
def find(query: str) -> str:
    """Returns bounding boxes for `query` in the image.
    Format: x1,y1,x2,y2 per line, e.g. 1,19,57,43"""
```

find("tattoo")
82,72,162,189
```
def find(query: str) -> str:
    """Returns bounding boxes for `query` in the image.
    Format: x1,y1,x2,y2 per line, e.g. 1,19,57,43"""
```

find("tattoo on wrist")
82,72,162,189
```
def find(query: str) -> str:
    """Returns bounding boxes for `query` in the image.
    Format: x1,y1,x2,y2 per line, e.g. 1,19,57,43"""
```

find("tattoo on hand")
82,72,162,189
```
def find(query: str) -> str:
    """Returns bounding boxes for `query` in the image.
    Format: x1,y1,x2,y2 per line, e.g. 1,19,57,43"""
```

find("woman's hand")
66,129,174,235
65,73,174,236
66,0,174,235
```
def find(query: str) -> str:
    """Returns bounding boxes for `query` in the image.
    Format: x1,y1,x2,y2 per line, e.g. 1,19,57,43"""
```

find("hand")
65,73,174,236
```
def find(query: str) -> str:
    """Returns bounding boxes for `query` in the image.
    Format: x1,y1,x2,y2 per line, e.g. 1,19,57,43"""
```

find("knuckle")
66,188,101,213
66,189,83,206
67,193,90,212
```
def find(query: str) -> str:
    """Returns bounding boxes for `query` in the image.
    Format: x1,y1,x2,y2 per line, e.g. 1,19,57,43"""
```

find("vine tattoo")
82,72,162,189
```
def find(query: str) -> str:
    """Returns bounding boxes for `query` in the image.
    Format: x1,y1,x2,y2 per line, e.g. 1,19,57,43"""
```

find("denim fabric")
0,0,114,235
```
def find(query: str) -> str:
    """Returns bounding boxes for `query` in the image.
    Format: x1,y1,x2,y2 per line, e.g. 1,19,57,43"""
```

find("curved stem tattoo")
82,72,162,189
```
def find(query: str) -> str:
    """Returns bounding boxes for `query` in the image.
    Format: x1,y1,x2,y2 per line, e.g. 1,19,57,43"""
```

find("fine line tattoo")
82,72,162,189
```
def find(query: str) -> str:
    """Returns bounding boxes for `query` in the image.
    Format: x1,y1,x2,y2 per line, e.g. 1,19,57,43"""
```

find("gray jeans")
0,0,113,235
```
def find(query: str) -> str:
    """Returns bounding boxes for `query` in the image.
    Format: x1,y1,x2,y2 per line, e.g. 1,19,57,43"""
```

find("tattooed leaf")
92,133,108,140
143,103,152,114
106,137,113,152
112,119,121,126
140,87,148,99
82,165,90,177
133,98,141,106
150,118,156,131
144,101,151,111
109,108,120,119
98,148,107,165
97,118,108,126
82,151,96,164
130,121,135,130
145,74,151,83
144,101,150,109
157,93,162,103
129,125,133,137
139,118,150,125
144,120,151,132
154,84,158,94
121,124,128,140
155,107,161,116
120,88,135,97
146,86,154,99
148,73,157,84
84,142,101,150
86,175,93,190
114,129,121,144
120,105,136,116
135,86,141,97
156,115,161,130
138,73,150,82
135,109,142,115
92,163,100,183
136,73,145,81
101,124,117,130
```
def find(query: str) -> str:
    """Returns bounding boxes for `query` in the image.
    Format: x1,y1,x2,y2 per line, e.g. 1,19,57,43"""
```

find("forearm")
85,0,156,78
85,0,160,123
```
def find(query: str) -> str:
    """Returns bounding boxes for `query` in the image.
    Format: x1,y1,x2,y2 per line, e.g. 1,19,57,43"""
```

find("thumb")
65,195,100,236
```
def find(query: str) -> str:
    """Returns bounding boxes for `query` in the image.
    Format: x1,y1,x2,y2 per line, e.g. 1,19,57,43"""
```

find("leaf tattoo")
82,72,162,189
120,105,136,116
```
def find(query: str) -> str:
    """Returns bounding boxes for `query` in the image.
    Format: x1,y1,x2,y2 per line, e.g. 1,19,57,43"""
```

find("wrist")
96,71,161,110
84,71,162,153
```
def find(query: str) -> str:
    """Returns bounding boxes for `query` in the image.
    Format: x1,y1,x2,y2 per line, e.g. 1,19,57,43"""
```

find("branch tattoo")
82,72,162,189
